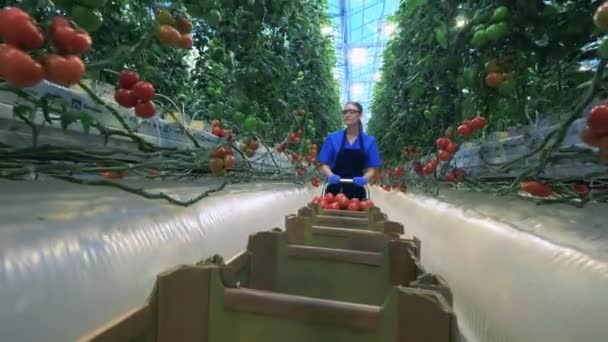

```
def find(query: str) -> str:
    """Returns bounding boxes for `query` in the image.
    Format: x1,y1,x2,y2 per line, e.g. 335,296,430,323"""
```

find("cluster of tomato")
211,120,236,141
484,61,511,90
457,115,487,137
435,136,459,162
580,103,608,160
0,9,89,88
310,176,321,187
312,193,375,211
238,137,260,158
369,165,407,193
156,9,193,49
288,129,303,145
444,168,466,182
209,146,235,177
113,71,156,119
305,141,318,164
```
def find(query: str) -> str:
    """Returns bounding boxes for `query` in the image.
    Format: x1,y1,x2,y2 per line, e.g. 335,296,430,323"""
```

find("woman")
317,101,382,200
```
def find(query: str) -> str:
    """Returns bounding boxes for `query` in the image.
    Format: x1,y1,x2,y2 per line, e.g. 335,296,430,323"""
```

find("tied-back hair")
346,101,364,132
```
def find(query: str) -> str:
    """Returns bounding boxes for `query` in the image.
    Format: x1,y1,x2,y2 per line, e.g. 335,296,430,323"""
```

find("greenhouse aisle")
1,180,607,342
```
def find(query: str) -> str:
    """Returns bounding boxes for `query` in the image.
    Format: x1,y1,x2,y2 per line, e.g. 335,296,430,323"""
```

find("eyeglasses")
342,109,360,115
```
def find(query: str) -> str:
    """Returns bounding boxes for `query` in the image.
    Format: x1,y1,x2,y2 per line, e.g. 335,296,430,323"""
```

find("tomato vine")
368,0,608,206
0,0,341,206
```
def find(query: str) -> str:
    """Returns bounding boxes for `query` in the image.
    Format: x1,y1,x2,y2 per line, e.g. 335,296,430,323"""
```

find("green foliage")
369,0,600,162
8,0,341,144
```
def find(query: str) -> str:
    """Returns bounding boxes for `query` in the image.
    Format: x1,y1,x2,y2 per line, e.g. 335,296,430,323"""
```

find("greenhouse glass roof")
326,0,400,127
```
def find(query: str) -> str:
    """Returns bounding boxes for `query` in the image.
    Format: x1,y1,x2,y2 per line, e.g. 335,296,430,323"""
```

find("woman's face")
342,103,361,126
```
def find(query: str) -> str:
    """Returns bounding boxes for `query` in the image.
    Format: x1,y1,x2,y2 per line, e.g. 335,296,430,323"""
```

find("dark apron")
326,130,367,200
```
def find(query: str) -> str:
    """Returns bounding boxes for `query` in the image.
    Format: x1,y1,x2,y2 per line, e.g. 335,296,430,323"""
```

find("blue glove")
328,174,340,184
353,177,367,187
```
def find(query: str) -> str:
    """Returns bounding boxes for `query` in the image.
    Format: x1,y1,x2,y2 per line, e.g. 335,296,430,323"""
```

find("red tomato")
249,140,260,150
70,29,92,55
41,54,85,86
429,158,439,168
52,25,76,53
311,177,320,187
1,46,44,88
118,71,140,90
5,19,45,50
337,197,349,209
114,89,138,108
485,72,503,88
210,148,224,158
422,165,433,175
350,197,361,204
177,17,193,34
132,81,155,102
211,126,223,137
470,116,487,130
324,193,335,202
520,181,553,197
397,184,407,192
581,127,604,147
572,184,590,197
158,25,181,46
223,155,235,168
329,202,340,210
347,202,361,211
320,200,328,208
588,104,608,134
0,7,31,42
445,141,458,153
458,124,473,137
436,137,450,149
178,34,193,49
135,101,156,119
439,150,452,161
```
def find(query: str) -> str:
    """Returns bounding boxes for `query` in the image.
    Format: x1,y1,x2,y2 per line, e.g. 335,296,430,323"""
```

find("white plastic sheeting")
0,179,316,342
1,180,607,342
371,188,608,342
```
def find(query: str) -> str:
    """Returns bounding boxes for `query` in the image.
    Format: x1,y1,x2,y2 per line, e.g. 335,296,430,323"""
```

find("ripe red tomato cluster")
312,193,374,211
421,158,439,176
289,129,303,144
211,120,237,141
156,10,193,49
209,146,235,177
520,180,553,198
581,104,608,159
435,136,459,162
306,142,318,163
114,71,157,119
457,115,487,137
239,137,260,157
310,176,320,187
0,9,88,88
444,168,465,182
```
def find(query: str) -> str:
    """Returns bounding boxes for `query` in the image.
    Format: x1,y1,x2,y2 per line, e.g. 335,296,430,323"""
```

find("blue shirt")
317,130,382,169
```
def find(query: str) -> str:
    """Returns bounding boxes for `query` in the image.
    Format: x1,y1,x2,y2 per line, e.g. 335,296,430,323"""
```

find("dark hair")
345,101,364,132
